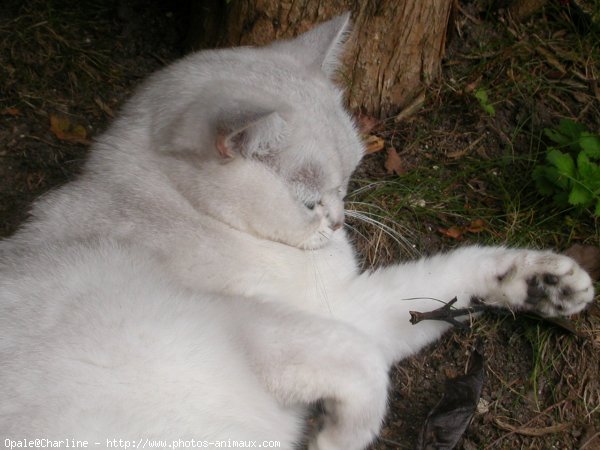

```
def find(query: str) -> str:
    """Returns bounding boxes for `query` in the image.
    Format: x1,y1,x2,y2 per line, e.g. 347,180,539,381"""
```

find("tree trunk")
188,0,454,118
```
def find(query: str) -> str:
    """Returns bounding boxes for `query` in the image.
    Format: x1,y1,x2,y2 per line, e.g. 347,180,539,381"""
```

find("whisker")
345,210,419,257
309,251,332,315
346,206,417,238
343,222,370,242
347,180,403,197
318,231,329,239
346,200,396,214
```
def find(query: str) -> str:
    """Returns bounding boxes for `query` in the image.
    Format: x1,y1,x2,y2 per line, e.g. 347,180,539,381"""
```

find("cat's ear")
215,110,287,160
274,13,352,78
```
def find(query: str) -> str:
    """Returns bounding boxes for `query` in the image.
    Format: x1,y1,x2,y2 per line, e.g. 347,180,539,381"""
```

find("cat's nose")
331,220,344,231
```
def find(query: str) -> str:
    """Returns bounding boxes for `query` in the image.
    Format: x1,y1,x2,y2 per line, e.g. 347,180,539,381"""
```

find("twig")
409,297,488,328
377,436,411,449
494,418,571,437
486,399,569,448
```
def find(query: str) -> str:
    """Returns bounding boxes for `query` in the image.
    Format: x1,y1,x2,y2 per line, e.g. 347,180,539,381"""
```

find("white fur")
0,15,594,450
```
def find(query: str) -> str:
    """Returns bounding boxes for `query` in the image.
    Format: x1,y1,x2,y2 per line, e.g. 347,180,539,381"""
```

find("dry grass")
350,2,600,448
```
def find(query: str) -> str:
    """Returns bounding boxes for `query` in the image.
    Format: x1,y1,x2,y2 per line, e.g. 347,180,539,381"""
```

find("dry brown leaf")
464,76,482,93
465,219,486,233
1,107,21,116
438,219,488,240
418,347,485,450
537,316,585,337
384,147,406,176
364,135,385,154
355,113,379,134
438,226,463,240
564,244,600,282
49,114,90,144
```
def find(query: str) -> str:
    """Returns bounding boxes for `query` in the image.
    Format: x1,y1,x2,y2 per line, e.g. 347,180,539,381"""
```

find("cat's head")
143,14,364,250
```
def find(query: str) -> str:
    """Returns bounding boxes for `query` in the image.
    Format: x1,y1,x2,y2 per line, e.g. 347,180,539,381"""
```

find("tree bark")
189,0,454,118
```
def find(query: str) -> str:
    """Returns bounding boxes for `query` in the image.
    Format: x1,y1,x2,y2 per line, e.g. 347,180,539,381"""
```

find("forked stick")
409,297,489,328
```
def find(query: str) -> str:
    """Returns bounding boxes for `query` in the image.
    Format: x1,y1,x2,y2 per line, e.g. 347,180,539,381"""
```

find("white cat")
0,13,594,450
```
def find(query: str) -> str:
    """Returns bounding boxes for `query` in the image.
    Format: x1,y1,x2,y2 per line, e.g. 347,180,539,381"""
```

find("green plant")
473,88,496,117
533,119,600,216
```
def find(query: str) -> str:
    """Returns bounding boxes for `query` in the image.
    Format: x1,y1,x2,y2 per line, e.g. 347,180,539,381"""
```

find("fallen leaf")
364,135,384,154
564,244,600,282
465,219,486,233
418,345,485,450
1,107,21,116
464,76,482,93
49,114,90,144
438,220,487,240
384,147,406,175
355,113,379,134
438,226,464,240
532,315,585,337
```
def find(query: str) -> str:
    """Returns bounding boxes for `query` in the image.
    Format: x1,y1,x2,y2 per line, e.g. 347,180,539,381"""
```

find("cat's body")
0,14,594,450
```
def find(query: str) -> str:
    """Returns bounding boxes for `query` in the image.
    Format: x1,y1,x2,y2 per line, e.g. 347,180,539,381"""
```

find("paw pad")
494,250,594,317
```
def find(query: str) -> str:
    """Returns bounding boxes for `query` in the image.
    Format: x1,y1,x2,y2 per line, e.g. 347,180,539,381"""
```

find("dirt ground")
1,0,598,449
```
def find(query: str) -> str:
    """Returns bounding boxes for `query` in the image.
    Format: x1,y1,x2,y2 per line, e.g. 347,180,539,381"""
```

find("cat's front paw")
487,250,594,317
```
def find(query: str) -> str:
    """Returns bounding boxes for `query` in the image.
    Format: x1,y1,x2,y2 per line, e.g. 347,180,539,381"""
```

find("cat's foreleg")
337,246,594,365
234,300,389,450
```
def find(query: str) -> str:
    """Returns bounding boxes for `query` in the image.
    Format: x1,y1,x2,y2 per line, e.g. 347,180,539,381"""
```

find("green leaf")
474,88,496,117
474,89,488,102
579,132,600,157
557,119,585,140
546,149,575,178
568,184,593,206
553,191,570,207
577,153,600,191
533,166,558,195
534,120,600,217
544,128,571,146
544,120,585,151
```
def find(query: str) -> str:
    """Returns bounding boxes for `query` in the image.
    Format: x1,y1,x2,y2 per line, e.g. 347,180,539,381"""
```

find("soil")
1,1,598,449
